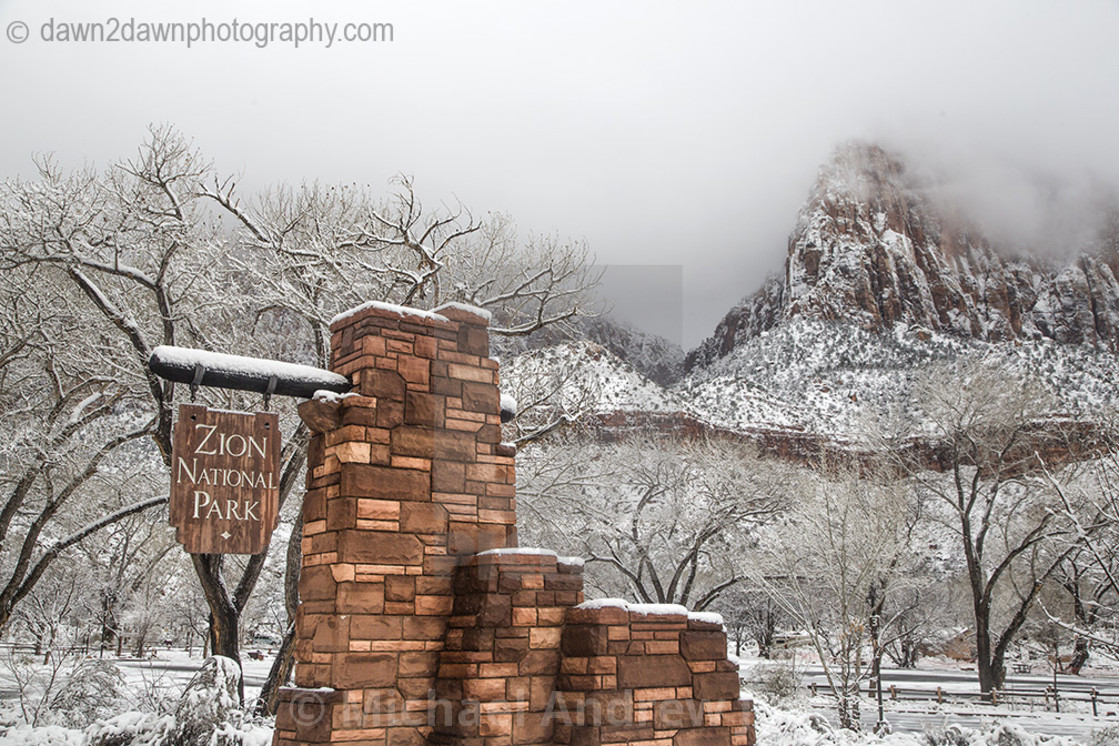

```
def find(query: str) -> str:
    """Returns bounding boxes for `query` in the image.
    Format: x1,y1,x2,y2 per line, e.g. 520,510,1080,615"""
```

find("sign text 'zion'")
170,404,280,554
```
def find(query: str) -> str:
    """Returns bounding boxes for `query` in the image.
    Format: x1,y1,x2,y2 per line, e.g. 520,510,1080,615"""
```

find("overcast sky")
2,0,1117,348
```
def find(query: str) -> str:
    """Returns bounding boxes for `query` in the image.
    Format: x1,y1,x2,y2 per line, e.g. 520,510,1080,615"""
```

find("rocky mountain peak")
686,142,1119,372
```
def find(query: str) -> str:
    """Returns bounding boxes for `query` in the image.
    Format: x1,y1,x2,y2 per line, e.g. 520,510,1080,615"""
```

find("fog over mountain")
2,0,1117,347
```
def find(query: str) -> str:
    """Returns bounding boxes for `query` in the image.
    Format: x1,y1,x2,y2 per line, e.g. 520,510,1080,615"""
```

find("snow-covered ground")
677,318,1119,438
741,651,1119,745
0,648,275,745
754,699,1117,746
3,649,1119,744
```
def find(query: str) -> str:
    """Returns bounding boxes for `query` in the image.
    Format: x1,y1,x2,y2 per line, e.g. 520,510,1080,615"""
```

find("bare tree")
752,466,919,731
881,582,955,669
518,436,787,609
710,585,789,658
903,357,1082,694
0,260,158,633
1039,433,1119,664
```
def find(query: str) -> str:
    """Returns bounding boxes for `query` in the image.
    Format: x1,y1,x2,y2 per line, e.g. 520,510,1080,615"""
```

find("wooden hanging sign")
170,404,281,554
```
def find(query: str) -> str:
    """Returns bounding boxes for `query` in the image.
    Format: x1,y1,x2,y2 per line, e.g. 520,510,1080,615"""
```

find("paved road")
113,657,270,688
800,665,1119,699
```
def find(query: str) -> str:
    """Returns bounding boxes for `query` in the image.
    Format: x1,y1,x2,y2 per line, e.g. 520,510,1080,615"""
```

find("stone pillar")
272,300,756,746
274,302,517,746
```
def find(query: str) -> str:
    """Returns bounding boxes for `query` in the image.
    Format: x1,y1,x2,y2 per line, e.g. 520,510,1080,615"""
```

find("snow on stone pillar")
273,301,517,746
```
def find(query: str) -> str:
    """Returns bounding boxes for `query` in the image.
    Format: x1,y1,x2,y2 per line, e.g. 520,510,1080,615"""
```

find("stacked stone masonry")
272,302,756,746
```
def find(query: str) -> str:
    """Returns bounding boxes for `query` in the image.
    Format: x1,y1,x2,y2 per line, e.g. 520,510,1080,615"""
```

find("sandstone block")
332,653,397,689
385,575,416,602
617,655,692,689
405,391,437,425
361,368,406,400
340,464,429,501
351,614,403,640
337,530,424,565
336,581,385,614
673,726,732,746
562,624,610,657
392,426,435,458
299,565,337,601
692,672,740,701
680,631,727,661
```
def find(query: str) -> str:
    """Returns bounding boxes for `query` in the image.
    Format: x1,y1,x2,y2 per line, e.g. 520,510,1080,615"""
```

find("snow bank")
0,724,83,746
751,700,1089,746
83,711,173,746
312,389,358,403
629,603,689,617
688,611,725,625
1,696,1108,746
575,597,630,610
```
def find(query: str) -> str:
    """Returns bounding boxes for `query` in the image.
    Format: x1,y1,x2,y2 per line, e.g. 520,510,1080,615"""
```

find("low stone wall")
556,602,754,746
431,550,584,746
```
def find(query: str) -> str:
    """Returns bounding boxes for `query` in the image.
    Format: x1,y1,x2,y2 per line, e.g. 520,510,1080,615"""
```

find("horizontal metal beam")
149,346,351,400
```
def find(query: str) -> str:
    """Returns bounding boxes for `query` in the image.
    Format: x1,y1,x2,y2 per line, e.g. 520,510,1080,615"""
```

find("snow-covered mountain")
687,143,1119,371
506,143,1119,452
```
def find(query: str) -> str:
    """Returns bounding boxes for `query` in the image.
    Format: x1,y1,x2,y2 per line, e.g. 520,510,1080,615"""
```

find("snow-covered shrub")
923,722,1079,746
923,726,970,746
170,656,244,745
0,723,84,745
127,663,181,716
47,660,126,728
83,656,266,746
1090,726,1119,746
84,711,174,746
743,661,802,705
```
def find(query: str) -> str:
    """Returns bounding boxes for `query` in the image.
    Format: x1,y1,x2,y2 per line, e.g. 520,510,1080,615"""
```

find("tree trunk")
976,634,1006,695
837,691,861,731
899,639,918,668
1069,637,1089,675
255,622,296,716
1067,576,1091,674
968,549,1003,693
208,605,244,703
195,552,245,704
255,503,304,714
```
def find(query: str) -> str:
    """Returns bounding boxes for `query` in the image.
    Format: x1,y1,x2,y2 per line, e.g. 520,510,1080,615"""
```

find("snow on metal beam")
148,346,351,399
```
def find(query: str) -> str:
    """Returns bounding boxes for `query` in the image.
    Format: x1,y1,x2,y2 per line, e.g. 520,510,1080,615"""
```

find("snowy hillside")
500,340,694,417
678,318,1119,438
507,143,1119,447
508,319,1119,443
